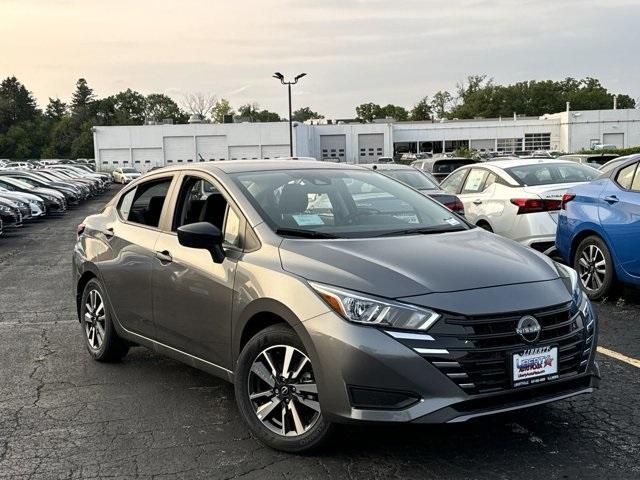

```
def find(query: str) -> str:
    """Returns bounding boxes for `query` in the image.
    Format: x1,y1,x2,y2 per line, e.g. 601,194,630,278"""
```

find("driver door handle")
473,199,483,205
102,226,114,238
155,250,173,263
604,195,619,204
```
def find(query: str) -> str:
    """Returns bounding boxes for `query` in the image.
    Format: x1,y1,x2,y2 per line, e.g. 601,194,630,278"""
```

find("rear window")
505,163,599,186
432,160,476,174
586,155,618,166
382,169,439,190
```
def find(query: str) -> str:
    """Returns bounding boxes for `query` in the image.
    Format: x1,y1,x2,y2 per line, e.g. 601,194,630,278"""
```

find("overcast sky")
1,0,638,118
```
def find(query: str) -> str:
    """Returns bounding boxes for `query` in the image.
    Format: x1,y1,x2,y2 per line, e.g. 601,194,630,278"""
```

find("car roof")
150,160,360,175
361,164,415,171
478,158,579,169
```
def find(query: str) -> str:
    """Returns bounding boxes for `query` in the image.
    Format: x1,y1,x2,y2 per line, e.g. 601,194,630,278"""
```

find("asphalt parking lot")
0,187,638,480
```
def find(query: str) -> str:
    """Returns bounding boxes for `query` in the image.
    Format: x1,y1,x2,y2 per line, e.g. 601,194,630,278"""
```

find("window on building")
524,133,551,151
497,138,523,153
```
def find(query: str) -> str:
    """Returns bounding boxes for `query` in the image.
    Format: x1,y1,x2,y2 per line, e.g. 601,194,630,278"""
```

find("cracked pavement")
0,187,638,479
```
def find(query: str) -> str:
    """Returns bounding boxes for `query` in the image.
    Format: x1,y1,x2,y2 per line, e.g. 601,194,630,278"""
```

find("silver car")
73,160,599,452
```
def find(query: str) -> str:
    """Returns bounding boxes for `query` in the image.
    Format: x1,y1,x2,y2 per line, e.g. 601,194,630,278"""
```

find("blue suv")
556,154,640,299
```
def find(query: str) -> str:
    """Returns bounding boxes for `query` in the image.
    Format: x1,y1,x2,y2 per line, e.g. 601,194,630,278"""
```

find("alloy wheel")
248,345,320,437
577,244,606,293
84,289,106,350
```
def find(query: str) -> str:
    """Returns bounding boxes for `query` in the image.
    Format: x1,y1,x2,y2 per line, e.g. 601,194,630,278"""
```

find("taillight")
444,199,465,215
510,198,562,214
77,223,85,236
561,193,576,210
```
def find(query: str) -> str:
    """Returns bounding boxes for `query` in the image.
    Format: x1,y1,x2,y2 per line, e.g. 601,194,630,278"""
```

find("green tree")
355,102,383,122
45,97,67,119
292,106,323,122
71,78,95,116
110,89,147,125
211,98,234,123
144,93,187,124
381,104,409,121
0,76,39,132
409,97,432,121
430,91,453,119
237,103,281,122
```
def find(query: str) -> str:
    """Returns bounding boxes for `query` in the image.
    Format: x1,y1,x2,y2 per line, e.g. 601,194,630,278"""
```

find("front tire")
80,278,130,361
573,235,616,300
234,324,333,453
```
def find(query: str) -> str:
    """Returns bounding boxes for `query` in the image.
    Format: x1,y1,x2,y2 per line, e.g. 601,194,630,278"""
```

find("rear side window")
118,177,172,227
461,169,488,194
441,169,468,194
616,163,637,190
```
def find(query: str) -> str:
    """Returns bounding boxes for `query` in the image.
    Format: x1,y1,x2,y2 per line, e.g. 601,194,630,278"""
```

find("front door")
151,175,240,368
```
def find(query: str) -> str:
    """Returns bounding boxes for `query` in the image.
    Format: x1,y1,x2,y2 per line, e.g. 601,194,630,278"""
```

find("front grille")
421,303,595,395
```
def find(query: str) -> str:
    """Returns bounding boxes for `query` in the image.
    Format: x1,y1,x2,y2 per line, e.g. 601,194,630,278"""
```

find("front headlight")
0,205,11,213
555,261,591,319
310,282,440,330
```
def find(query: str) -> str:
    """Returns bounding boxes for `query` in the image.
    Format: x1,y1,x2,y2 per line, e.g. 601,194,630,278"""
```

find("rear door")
599,162,640,278
98,175,176,338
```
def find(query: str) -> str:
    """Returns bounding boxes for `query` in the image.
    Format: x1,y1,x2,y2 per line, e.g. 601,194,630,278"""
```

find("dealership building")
93,107,640,172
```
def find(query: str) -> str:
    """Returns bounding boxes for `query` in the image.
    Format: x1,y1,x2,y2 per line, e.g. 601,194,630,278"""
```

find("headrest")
278,184,309,214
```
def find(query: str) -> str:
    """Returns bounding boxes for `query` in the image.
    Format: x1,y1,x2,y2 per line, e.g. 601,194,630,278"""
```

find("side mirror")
177,222,225,263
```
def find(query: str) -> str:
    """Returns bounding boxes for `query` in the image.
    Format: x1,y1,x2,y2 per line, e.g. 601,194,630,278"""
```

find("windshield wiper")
376,225,466,237
275,228,340,239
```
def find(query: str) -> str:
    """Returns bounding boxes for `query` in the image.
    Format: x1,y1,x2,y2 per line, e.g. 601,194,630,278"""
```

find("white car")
112,167,141,184
440,159,600,254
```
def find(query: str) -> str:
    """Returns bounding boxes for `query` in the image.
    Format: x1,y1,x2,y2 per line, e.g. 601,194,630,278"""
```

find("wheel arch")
233,298,318,372
75,265,101,321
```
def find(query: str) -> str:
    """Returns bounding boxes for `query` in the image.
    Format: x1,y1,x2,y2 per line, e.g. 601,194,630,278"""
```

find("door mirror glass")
177,221,225,263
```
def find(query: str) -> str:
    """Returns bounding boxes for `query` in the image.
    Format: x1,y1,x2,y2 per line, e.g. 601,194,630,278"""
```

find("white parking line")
597,346,640,369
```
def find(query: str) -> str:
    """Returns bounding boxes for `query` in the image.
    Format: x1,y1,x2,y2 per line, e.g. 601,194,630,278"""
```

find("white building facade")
93,108,640,172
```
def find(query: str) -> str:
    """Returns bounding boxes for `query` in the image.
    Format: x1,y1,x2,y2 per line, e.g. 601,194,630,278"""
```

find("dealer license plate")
512,346,558,388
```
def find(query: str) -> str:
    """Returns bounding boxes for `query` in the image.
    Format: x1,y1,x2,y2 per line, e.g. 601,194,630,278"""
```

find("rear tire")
80,278,130,362
573,235,617,300
234,324,333,453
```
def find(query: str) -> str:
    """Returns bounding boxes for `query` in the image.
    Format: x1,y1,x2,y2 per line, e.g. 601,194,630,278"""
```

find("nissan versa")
73,160,600,452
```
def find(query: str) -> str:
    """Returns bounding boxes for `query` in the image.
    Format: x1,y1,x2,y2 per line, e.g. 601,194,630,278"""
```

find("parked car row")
0,158,96,171
0,164,111,235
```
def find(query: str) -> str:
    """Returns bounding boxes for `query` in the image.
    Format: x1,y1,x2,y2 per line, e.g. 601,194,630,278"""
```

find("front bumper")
301,298,599,425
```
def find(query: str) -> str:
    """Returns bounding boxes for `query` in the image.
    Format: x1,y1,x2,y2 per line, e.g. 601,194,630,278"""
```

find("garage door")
99,148,129,170
470,139,495,151
196,135,227,162
229,146,260,160
603,133,624,149
358,134,383,164
320,135,346,162
132,148,163,172
261,144,290,159
164,136,194,165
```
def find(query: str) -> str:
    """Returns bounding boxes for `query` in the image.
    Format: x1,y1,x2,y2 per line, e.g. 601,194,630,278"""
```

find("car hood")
0,191,42,202
279,228,560,298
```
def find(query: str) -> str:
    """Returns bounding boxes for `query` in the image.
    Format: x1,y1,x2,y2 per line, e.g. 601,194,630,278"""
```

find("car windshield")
231,168,468,238
381,169,439,190
504,163,599,186
123,168,138,173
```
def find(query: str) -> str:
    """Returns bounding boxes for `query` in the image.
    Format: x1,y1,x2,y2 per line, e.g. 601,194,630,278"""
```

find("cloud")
0,0,637,117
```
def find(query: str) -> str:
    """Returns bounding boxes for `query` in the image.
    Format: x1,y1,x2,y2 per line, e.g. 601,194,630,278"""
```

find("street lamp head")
273,72,284,81
294,73,307,82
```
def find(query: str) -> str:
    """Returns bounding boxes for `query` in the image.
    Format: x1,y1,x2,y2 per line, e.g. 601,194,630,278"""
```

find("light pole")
273,72,306,157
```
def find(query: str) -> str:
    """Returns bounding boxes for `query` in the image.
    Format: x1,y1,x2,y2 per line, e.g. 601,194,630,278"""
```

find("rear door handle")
155,250,173,263
102,226,114,238
604,195,619,204
473,199,483,205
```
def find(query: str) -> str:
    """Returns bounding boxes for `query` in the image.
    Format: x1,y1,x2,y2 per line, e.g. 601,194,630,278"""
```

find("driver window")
173,176,228,231
441,169,467,194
